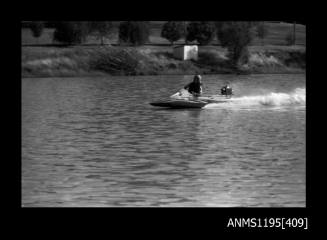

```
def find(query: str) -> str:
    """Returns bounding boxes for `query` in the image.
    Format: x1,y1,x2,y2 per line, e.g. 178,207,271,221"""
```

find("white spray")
205,88,306,109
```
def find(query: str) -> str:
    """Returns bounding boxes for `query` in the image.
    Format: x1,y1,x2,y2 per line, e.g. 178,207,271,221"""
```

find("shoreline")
22,45,306,78
22,70,306,79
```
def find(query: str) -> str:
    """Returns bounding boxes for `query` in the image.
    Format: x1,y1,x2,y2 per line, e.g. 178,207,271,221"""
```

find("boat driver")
184,75,203,97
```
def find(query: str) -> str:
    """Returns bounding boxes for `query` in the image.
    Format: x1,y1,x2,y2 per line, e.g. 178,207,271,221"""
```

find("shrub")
161,21,186,45
186,22,216,45
30,21,44,38
88,22,114,45
118,21,150,46
216,21,253,69
90,48,143,75
53,22,89,45
197,51,221,66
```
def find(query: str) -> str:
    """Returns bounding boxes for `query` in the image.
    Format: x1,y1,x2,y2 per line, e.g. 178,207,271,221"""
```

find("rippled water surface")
22,74,306,207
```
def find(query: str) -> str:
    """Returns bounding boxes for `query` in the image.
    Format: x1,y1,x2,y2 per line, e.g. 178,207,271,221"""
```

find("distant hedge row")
21,21,306,29
22,21,57,28
24,21,302,47
23,21,302,69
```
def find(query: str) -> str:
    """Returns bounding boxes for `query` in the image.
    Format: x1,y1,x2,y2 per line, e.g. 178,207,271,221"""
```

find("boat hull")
198,95,232,103
150,95,232,108
150,99,208,108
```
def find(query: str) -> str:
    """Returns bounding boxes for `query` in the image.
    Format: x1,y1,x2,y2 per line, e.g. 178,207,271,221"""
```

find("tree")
293,22,296,45
185,22,216,45
285,32,294,45
30,21,44,38
88,21,114,45
161,21,185,45
53,22,89,45
119,21,150,46
256,21,269,45
118,21,130,44
216,21,253,69
285,22,297,45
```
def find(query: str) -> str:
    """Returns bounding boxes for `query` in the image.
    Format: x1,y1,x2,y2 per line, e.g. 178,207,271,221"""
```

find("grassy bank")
22,45,306,77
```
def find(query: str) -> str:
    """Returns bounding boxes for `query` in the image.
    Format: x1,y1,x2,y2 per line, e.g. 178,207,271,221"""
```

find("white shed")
173,45,198,60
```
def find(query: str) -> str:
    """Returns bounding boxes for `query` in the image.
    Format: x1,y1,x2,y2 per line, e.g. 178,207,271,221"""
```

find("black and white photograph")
21,21,306,208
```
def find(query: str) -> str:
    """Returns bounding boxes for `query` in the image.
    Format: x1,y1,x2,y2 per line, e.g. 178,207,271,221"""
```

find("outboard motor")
221,85,233,97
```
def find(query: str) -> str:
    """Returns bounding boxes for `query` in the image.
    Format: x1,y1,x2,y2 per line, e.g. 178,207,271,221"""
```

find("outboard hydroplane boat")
150,85,233,109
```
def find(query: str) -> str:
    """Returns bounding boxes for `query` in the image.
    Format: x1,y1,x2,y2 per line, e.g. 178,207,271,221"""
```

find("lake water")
22,74,306,207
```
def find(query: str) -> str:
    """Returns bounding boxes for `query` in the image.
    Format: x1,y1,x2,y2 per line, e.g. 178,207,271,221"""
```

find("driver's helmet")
194,75,202,82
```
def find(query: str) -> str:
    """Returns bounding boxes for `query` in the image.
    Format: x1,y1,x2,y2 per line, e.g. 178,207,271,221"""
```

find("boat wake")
205,88,306,109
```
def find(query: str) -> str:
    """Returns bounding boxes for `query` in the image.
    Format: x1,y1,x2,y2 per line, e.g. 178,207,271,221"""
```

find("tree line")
29,21,269,45
28,21,297,69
